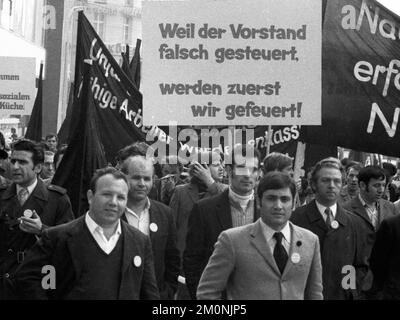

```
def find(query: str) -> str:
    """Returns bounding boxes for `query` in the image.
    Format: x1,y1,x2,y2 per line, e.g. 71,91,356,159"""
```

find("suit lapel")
250,220,281,276
148,201,160,244
66,217,87,279
22,180,47,215
216,190,232,230
351,197,373,228
282,222,303,278
307,200,329,233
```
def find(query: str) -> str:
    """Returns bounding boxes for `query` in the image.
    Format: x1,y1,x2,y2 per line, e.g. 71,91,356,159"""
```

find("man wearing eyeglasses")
291,157,368,300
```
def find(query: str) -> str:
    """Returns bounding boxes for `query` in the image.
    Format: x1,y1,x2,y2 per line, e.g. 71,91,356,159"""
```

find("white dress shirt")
125,198,151,235
16,178,38,199
85,213,122,255
260,219,291,254
315,201,337,222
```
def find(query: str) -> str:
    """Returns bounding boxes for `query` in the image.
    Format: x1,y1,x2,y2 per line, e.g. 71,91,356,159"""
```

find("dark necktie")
325,207,333,229
273,232,288,274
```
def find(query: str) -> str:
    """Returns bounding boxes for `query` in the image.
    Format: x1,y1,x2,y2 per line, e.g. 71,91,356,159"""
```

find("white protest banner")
0,57,36,117
142,0,321,126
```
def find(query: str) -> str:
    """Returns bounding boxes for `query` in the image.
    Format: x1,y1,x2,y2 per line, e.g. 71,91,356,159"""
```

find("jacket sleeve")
140,236,161,300
196,231,234,300
183,202,206,299
304,236,323,300
14,230,54,300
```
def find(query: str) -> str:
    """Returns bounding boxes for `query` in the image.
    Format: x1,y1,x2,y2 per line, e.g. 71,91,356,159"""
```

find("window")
93,12,105,38
123,16,130,44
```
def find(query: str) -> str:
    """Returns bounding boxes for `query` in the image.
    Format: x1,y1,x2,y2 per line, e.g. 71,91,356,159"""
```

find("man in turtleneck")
183,145,261,299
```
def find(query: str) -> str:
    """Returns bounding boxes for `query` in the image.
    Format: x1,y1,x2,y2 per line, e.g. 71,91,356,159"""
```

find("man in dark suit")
183,145,261,299
369,214,400,299
197,172,323,300
291,157,368,300
121,155,180,299
0,139,74,300
14,167,159,300
343,165,397,295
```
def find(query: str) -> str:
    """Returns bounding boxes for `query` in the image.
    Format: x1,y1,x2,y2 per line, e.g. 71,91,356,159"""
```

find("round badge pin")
331,221,339,229
291,253,301,264
134,256,142,267
149,223,158,233
23,210,33,218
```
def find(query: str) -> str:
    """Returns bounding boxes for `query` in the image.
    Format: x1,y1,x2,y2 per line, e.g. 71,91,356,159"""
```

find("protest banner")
0,57,36,117
142,0,322,126
301,0,400,157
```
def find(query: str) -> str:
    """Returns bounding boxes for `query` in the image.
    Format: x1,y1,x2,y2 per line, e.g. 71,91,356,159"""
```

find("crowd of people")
1,131,400,300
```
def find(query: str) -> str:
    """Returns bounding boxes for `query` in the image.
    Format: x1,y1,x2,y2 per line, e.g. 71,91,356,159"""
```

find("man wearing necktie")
343,165,397,297
197,172,323,300
0,140,74,299
291,158,368,300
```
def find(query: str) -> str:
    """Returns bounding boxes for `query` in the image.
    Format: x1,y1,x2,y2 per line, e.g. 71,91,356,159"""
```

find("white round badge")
331,221,339,229
291,253,301,264
134,256,142,267
23,210,33,218
150,223,158,233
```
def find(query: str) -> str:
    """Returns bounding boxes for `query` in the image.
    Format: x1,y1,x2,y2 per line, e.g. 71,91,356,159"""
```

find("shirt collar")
315,200,337,218
85,212,122,236
126,197,151,218
260,218,291,243
16,178,38,196
359,193,377,209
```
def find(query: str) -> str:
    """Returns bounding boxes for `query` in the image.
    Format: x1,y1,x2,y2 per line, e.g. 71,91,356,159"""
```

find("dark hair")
257,171,296,200
45,134,57,141
311,157,343,184
382,162,397,177
230,144,261,168
358,165,386,186
0,132,5,149
116,142,150,163
90,166,129,193
345,161,363,174
262,152,293,173
13,139,44,165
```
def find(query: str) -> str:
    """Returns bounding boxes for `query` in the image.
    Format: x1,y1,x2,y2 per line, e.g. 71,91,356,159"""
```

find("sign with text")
142,0,321,126
0,57,36,117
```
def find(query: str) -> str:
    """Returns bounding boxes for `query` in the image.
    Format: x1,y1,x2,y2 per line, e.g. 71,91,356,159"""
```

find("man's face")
260,187,293,230
312,167,342,206
230,156,259,196
361,177,386,203
87,174,128,228
41,161,55,180
124,157,154,202
346,168,359,191
46,137,57,151
209,152,224,182
281,165,294,178
10,150,40,187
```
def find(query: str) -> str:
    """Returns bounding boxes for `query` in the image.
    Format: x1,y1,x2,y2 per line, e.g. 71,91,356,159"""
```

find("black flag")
130,38,141,90
25,63,43,142
52,62,107,216
57,81,74,145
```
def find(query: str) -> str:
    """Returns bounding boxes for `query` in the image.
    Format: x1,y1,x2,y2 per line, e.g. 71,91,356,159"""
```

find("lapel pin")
149,223,158,233
331,221,339,229
291,252,301,264
23,210,33,218
296,241,302,247
133,256,142,267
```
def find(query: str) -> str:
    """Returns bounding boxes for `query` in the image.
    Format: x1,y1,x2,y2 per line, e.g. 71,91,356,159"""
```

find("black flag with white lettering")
300,0,400,157
65,12,171,164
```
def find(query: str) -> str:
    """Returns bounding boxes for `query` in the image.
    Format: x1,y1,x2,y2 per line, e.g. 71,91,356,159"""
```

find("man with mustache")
0,140,74,299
